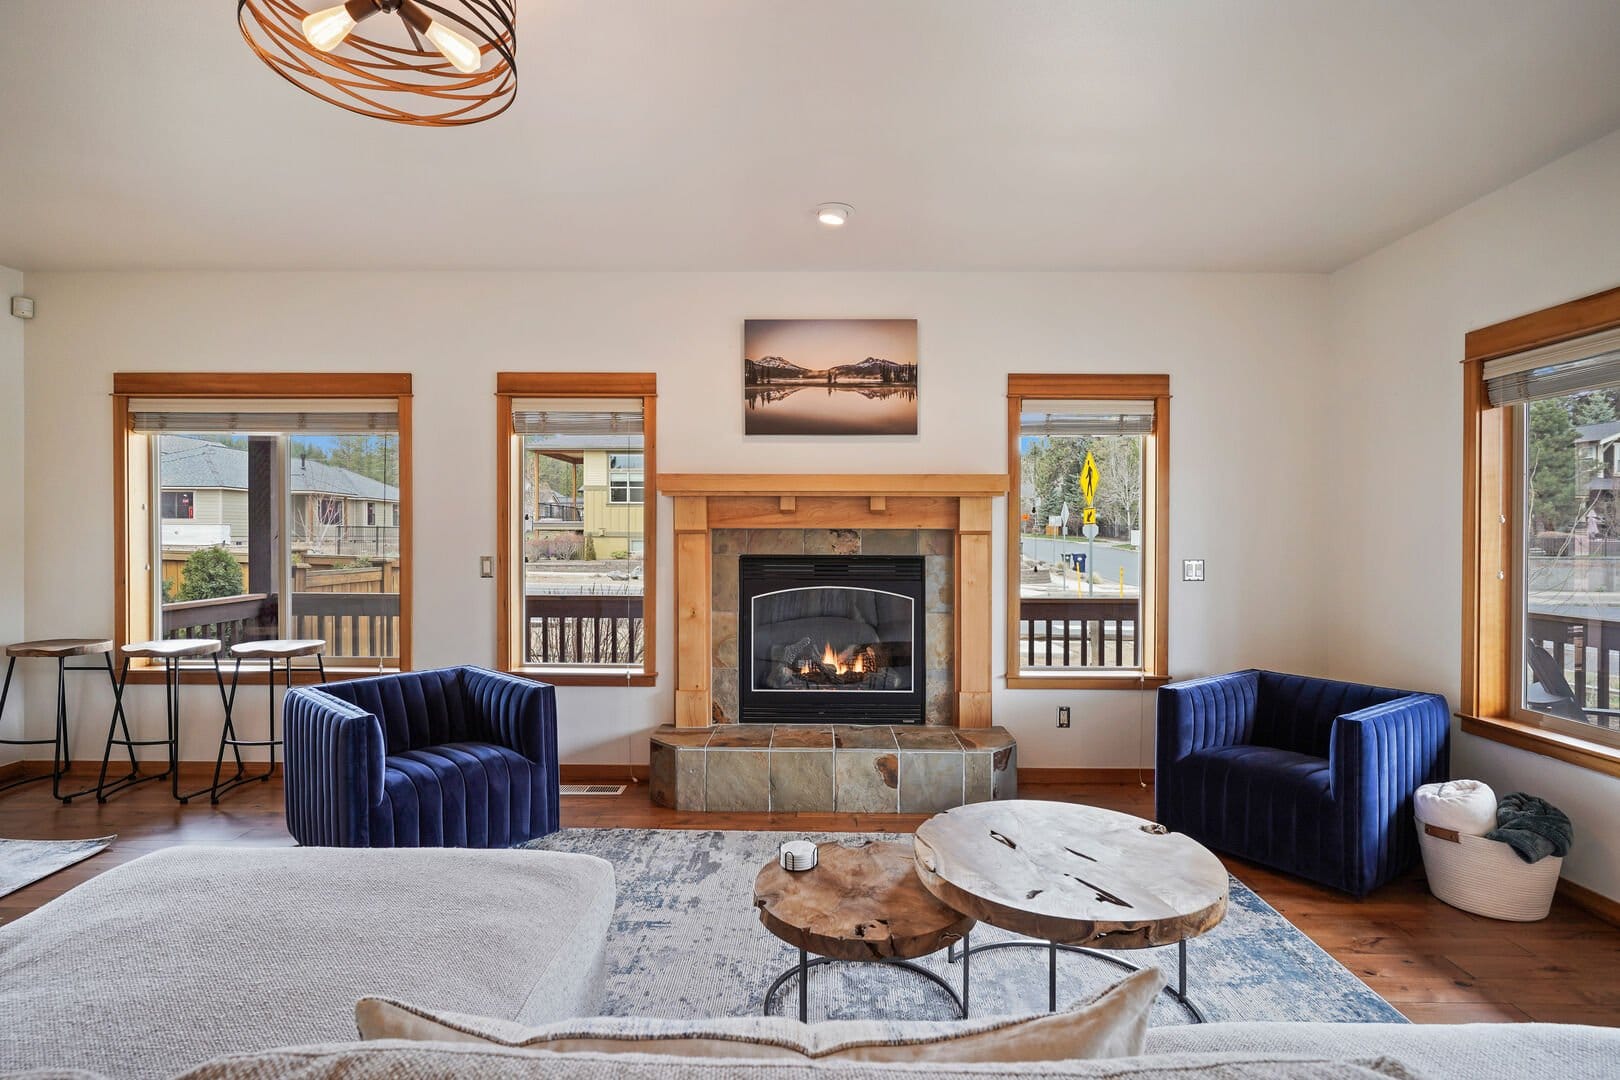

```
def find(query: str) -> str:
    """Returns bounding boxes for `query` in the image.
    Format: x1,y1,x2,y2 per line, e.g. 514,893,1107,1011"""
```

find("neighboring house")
158,435,400,550
523,436,645,557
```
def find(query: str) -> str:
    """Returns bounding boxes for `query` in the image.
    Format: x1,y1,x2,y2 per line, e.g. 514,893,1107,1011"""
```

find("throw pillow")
356,966,1164,1063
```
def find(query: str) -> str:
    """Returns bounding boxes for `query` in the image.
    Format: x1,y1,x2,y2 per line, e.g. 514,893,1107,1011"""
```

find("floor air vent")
560,784,627,796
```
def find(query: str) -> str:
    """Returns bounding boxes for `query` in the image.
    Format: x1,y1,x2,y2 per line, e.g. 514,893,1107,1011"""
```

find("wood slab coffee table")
754,837,975,1020
912,799,1228,1021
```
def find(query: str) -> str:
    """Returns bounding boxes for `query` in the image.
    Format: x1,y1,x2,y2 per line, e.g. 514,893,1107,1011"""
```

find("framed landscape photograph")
743,318,919,435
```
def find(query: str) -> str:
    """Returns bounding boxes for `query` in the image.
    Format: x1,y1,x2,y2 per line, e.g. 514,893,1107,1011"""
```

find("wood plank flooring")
1,768,1616,1027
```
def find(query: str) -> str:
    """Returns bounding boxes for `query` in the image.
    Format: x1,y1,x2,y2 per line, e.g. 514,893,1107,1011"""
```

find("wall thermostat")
1182,559,1206,582
9,296,34,320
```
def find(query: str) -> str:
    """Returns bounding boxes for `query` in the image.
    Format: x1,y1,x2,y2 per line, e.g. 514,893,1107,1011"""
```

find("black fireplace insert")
738,555,925,724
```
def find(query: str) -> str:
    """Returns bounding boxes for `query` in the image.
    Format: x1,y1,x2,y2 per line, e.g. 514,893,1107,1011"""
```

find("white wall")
1326,128,1620,900
19,271,1332,770
0,266,22,760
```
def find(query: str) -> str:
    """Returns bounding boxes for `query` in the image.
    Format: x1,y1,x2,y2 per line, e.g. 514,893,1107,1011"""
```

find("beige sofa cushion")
179,1041,1423,1080
356,968,1164,1064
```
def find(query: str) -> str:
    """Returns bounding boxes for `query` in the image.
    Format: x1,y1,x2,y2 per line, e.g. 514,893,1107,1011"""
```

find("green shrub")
176,546,245,602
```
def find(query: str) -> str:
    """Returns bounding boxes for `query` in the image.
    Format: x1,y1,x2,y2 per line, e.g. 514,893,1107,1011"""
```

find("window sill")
1005,673,1169,691
121,665,399,687
1458,712,1620,780
505,668,657,688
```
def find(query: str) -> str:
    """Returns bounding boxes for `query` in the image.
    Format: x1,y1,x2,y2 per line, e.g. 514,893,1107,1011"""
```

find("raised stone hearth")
649,724,1016,813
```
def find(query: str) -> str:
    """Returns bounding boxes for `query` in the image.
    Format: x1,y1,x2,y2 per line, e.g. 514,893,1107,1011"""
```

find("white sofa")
3,847,1616,1079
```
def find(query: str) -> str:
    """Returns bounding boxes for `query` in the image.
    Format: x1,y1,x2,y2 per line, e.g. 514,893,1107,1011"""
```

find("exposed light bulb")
814,203,853,227
424,19,483,73
302,4,360,51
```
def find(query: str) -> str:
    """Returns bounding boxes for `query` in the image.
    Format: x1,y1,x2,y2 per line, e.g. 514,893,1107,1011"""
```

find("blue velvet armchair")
283,666,560,848
1155,670,1449,897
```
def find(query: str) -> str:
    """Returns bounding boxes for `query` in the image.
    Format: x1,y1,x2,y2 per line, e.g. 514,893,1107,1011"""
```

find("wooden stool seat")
122,639,223,660
7,638,113,658
230,639,326,660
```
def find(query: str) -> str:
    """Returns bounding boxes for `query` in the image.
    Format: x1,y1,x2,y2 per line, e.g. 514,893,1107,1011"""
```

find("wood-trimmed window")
1005,374,1169,689
113,372,413,683
496,373,657,687
1463,285,1620,779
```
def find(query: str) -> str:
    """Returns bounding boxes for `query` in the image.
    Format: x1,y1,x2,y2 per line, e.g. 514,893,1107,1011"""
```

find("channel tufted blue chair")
283,666,560,848
1155,669,1449,897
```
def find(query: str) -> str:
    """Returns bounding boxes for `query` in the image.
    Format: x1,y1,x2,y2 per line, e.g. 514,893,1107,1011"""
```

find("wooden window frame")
112,372,413,685
1005,374,1170,690
495,372,658,687
1462,286,1620,779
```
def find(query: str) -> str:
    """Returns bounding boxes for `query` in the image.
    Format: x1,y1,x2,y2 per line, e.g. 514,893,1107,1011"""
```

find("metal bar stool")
207,639,327,804
0,638,123,803
96,639,230,804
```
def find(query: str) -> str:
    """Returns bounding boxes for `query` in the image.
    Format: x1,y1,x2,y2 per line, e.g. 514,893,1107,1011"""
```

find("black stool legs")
93,656,230,804
205,653,324,804
0,654,124,803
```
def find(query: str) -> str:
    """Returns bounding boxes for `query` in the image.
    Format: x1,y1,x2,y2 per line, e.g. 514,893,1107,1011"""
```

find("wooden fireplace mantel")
664,472,1008,730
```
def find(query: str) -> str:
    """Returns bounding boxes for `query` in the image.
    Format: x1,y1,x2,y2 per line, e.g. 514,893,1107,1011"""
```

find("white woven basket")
1416,820,1562,921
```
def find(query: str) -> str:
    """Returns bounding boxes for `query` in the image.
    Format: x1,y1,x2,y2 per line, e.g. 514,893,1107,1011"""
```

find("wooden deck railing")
524,593,645,666
1018,596,1140,668
163,592,401,661
1529,611,1620,711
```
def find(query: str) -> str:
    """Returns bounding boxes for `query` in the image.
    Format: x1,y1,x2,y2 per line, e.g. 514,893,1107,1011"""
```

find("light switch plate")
1182,559,1205,582
479,555,494,578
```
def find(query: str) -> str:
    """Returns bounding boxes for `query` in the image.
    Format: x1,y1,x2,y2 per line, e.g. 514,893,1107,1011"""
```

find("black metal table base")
0,653,127,804
947,938,1206,1023
764,934,970,1022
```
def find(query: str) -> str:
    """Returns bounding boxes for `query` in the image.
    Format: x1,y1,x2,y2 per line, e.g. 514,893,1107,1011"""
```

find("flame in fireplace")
797,642,866,678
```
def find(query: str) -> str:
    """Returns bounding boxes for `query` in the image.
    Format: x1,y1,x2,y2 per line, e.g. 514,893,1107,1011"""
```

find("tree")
1527,399,1584,537
176,546,245,602
1572,391,1618,426
1021,435,1089,536
1092,436,1143,539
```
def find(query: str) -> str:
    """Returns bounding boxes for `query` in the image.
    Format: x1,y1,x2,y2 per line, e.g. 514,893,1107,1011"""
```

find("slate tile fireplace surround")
656,474,1014,812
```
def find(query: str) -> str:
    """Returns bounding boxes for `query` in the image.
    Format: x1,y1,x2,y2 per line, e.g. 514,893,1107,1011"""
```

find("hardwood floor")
2,767,1616,1027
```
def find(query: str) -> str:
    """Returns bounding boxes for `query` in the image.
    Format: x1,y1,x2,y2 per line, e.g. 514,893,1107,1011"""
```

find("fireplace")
738,555,925,724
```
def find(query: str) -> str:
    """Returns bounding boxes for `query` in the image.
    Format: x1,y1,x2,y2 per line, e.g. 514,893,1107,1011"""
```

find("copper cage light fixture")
238,0,517,126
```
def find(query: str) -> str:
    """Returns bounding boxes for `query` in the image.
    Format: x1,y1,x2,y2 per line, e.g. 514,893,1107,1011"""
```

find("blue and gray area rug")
0,836,115,900
527,828,1404,1026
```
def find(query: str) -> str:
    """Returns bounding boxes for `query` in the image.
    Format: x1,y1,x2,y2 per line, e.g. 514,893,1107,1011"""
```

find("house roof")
1576,421,1620,445
159,436,399,502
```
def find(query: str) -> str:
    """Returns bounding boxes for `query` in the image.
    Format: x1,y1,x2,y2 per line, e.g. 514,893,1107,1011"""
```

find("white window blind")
129,397,397,433
511,397,644,446
1483,327,1620,407
1019,399,1156,437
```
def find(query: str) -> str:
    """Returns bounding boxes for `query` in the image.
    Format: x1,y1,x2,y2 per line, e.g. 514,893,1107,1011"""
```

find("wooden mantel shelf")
660,474,1007,498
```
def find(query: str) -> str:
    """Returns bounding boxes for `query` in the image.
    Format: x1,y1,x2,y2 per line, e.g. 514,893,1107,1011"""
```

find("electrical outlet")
479,555,494,578
1057,706,1071,729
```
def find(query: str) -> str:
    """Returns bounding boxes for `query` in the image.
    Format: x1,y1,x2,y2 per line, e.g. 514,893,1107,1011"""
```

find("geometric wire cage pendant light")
238,0,516,126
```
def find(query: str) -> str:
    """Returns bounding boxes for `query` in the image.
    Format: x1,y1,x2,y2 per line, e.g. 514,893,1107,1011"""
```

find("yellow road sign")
1079,452,1099,507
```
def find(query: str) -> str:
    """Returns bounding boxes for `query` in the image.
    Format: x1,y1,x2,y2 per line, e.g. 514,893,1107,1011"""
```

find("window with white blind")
113,375,412,676
1480,324,1620,751
497,375,657,683
1006,376,1169,688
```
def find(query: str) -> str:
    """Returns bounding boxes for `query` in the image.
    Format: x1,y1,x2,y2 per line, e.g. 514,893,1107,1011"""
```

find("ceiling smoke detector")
814,203,853,227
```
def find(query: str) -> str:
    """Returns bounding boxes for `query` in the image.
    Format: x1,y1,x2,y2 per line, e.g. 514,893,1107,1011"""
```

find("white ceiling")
2,1,1619,273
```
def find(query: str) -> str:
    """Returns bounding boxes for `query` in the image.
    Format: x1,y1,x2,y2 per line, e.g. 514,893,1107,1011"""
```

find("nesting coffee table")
912,799,1228,1021
754,838,975,1021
